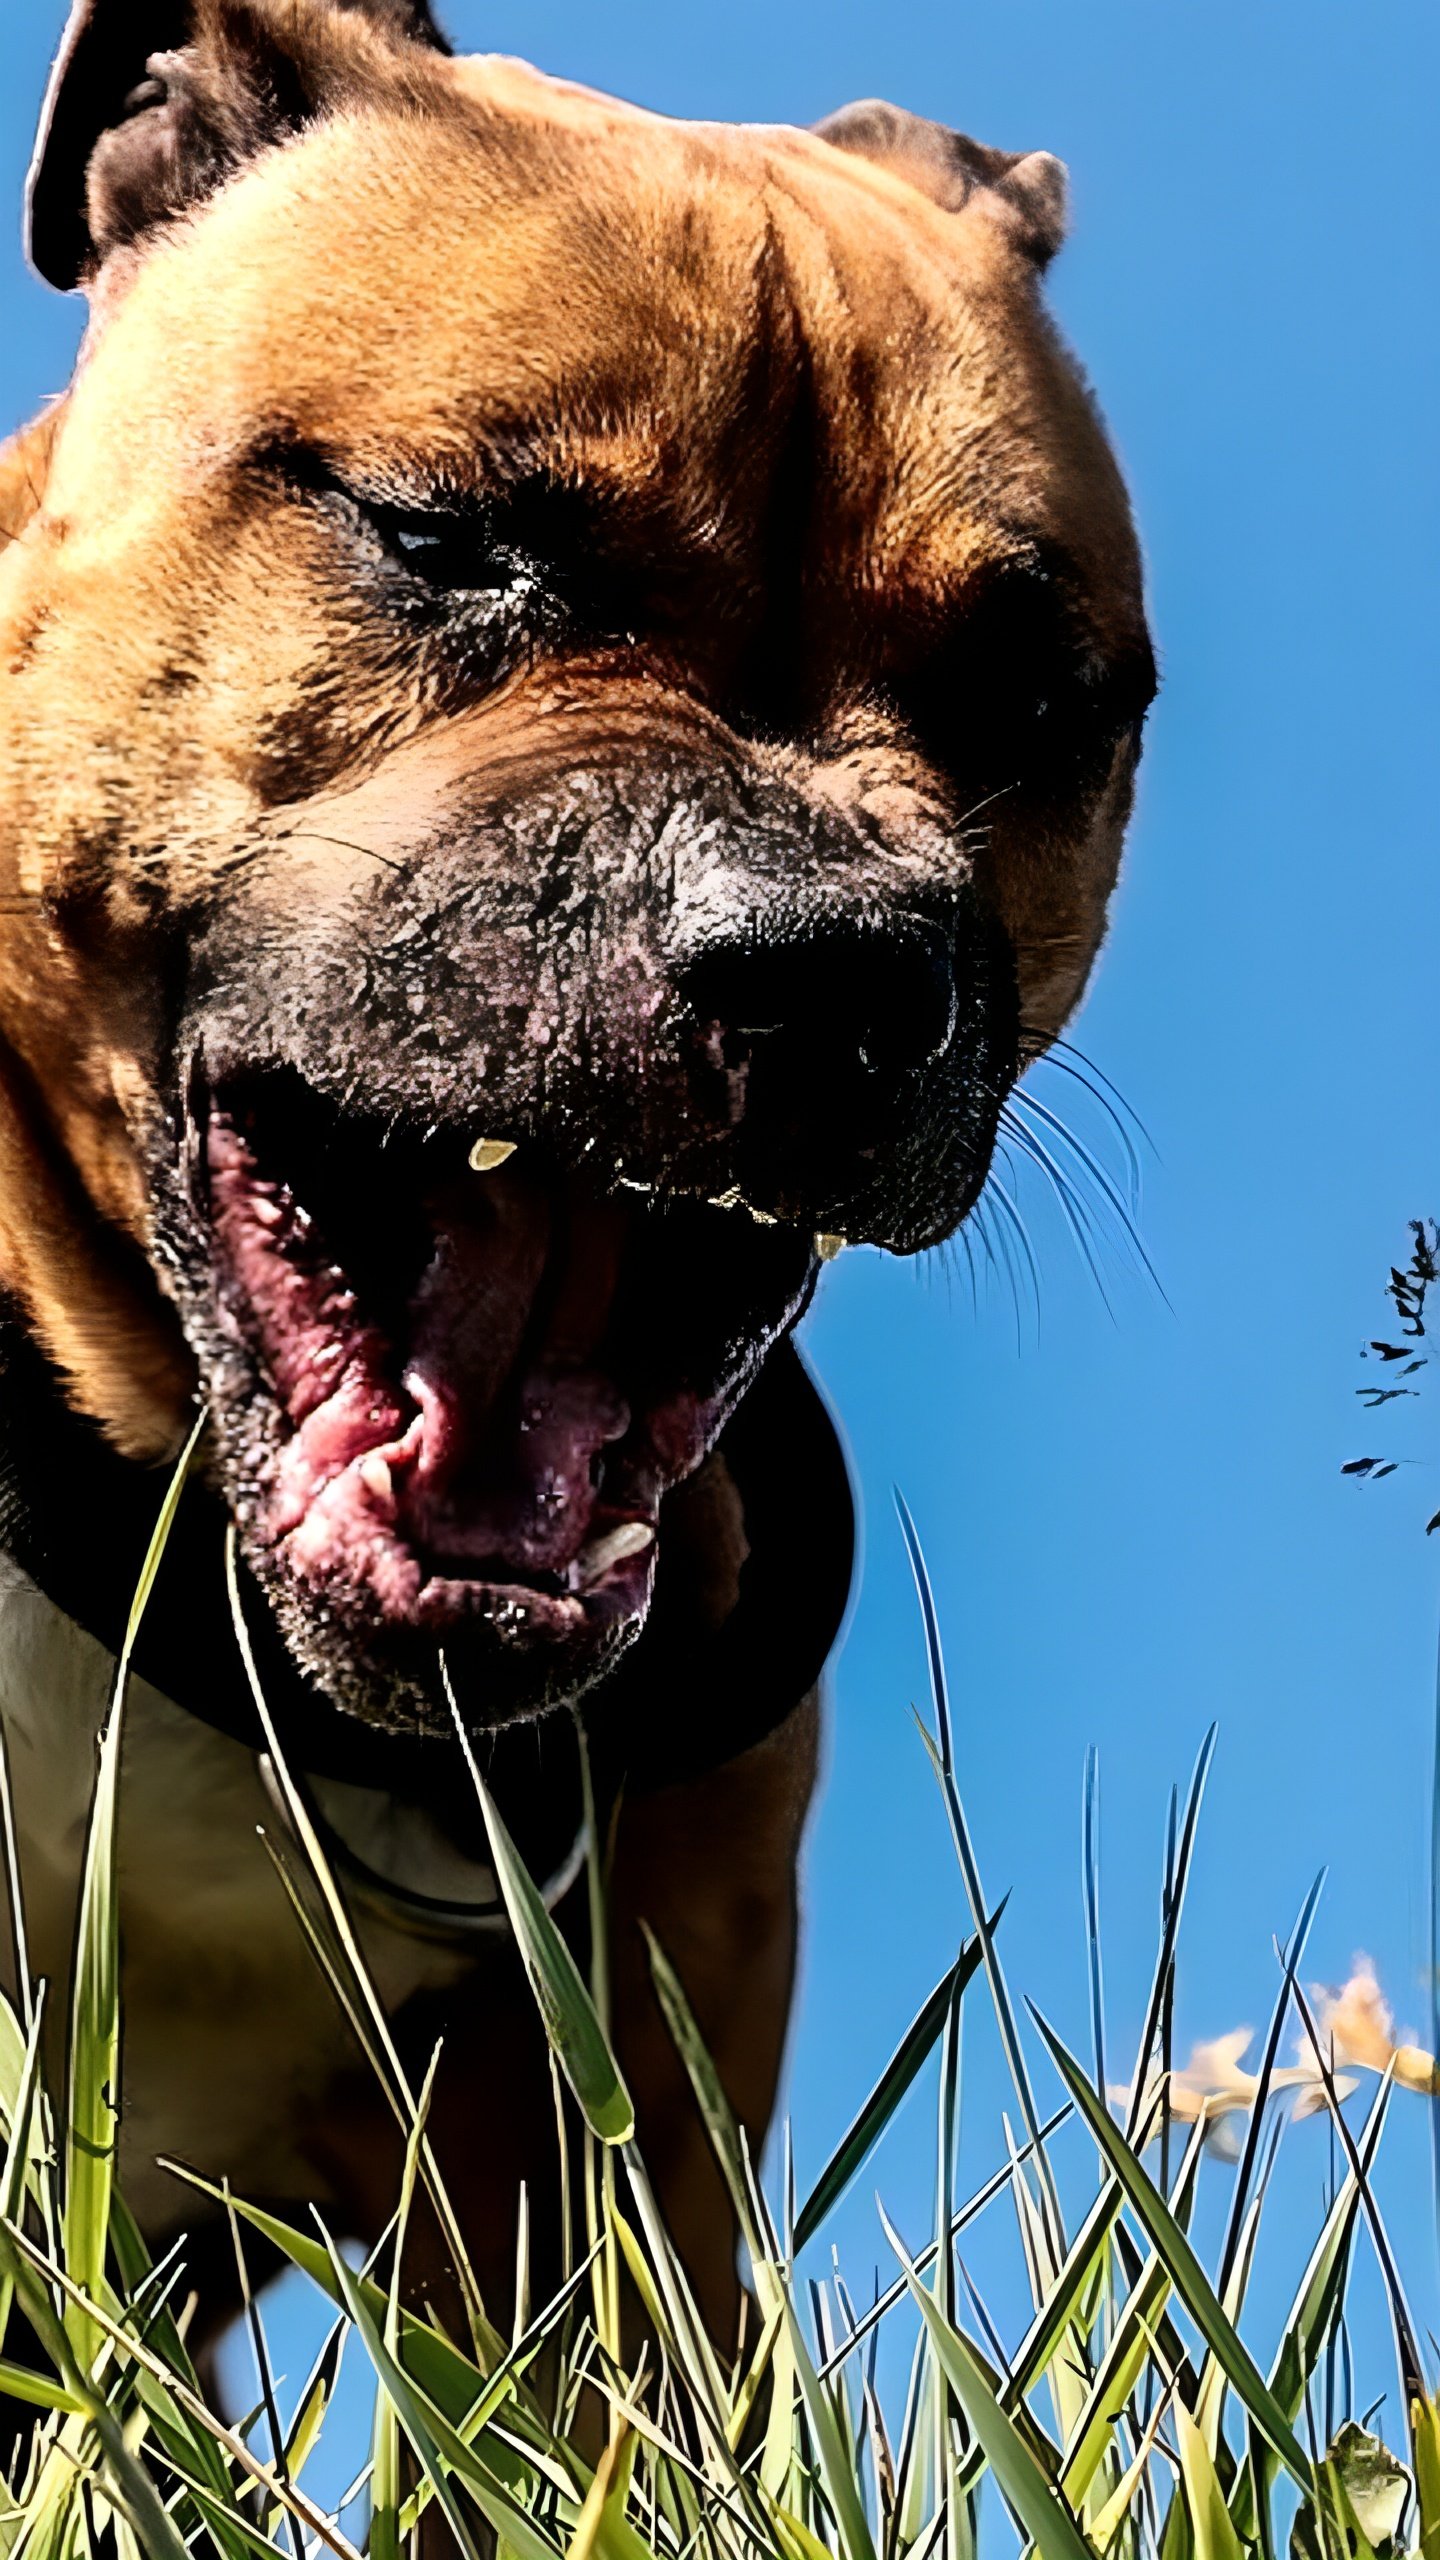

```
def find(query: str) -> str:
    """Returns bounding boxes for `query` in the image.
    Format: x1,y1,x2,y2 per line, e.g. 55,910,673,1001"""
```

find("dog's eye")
372,505,524,596
898,561,1155,793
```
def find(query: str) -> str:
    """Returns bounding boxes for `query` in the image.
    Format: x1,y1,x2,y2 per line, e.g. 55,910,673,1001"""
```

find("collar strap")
256,1753,588,1944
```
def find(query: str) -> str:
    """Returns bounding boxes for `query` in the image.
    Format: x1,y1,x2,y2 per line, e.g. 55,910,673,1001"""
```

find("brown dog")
0,0,1152,2388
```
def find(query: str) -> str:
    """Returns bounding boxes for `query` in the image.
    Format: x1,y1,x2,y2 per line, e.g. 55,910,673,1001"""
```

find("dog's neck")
0,1303,853,1813
0,1300,594,1897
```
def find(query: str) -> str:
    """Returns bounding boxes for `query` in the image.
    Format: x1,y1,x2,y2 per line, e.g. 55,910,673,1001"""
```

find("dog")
0,0,1153,2389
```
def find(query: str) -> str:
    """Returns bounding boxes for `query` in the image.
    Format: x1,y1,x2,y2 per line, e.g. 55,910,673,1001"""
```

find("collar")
255,1751,588,1942
0,1304,854,1883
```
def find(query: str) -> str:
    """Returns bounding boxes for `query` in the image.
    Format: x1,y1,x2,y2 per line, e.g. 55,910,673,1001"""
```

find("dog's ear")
814,99,1068,266
27,0,451,295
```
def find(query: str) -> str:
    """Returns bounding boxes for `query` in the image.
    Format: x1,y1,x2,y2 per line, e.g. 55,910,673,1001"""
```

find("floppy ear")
27,0,451,294
814,98,1068,266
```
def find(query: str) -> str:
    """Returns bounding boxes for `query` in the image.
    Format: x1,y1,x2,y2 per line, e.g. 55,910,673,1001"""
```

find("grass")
0,1441,1436,2558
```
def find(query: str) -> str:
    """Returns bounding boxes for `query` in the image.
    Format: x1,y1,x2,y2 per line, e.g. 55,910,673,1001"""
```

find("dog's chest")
0,1564,473,2231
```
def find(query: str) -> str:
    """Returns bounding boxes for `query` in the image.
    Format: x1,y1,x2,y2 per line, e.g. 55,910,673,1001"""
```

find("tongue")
399,1174,632,1575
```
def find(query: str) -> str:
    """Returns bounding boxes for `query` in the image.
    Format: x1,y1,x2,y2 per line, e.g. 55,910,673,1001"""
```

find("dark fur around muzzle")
173,745,1018,1254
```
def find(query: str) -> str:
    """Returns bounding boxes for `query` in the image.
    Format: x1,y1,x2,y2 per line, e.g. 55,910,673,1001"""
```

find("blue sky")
3,0,1439,2509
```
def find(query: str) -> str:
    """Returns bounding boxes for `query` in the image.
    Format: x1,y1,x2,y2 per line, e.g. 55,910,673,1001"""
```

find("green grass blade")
816,2108,1072,2385
227,1541,502,2364
881,2206,1092,2560
0,2363,85,2416
1030,2006,1314,2492
796,1931,992,2259
164,2156,599,2491
897,1493,1066,2273
1174,2404,1243,2560
1293,1980,1425,2413
369,2370,403,2560
1006,2174,1123,2419
63,1415,206,2376
3,2212,359,2560
1082,1750,1106,2111
1123,1727,1217,2145
61,1688,122,2378
780,2290,880,2560
1229,2074,1392,2546
1059,2121,1206,2507
643,1925,765,2261
0,1991,46,2348
326,2231,557,2560
443,1663,633,2145
1412,2396,1440,2558
1215,1871,1325,2300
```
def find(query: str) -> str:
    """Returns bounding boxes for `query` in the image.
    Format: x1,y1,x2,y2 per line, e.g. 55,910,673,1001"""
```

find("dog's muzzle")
154,747,1016,1732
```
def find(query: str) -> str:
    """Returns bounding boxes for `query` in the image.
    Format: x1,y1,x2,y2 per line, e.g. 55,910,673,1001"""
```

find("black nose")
682,920,960,1202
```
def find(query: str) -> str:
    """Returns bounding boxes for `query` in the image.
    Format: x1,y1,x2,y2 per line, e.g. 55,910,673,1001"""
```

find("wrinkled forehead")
60,60,1140,614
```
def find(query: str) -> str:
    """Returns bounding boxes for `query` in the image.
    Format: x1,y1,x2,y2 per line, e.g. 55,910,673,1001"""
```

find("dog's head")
0,0,1153,1733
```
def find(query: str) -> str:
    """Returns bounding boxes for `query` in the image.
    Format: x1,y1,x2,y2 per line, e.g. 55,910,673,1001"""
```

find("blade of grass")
881,2205,1092,2560
816,2109,1073,2383
223,2180,302,2560
642,1927,765,2263
1412,2395,1440,2559
318,2232,489,2560
1082,1751,1106,2113
796,1930,994,2258
896,1491,1065,2273
1215,1874,1326,2303
1124,1729,1217,2146
2,2214,363,2560
226,1536,502,2364
374,2043,444,2552
162,2158,597,2483
63,1412,207,2376
1293,1984,1425,2421
0,1990,46,2349
1174,2403,1244,2560
442,1661,633,2145
1030,2007,1314,2491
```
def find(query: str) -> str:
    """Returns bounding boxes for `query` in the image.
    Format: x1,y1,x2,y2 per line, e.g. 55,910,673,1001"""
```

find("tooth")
576,1521,655,1588
815,1233,847,1261
470,1137,517,1173
708,1186,744,1211
359,1455,393,1505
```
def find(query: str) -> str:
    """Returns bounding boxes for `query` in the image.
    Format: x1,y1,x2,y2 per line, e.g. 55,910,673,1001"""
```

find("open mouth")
185,1071,816,1726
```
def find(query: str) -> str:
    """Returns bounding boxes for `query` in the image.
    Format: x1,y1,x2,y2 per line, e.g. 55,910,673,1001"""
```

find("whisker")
1000,1107,1118,1321
1028,1051,1145,1209
1010,1088,1168,1307
955,782,1020,831
1046,1035,1158,1157
947,1210,981,1317
978,1158,1042,1347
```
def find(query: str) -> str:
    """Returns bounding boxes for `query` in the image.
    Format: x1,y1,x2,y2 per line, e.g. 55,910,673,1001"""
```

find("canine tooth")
469,1137,517,1173
815,1233,847,1261
359,1455,394,1505
576,1521,655,1588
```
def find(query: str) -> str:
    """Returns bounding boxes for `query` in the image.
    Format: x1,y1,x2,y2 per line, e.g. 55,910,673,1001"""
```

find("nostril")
852,934,958,1083
683,922,959,1123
